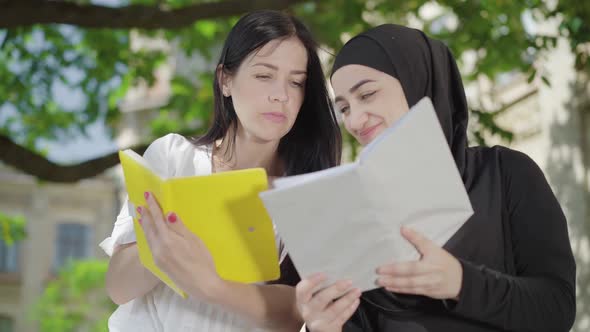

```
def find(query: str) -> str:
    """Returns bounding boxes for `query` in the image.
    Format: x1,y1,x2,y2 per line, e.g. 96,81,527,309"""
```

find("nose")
347,108,369,132
268,82,289,103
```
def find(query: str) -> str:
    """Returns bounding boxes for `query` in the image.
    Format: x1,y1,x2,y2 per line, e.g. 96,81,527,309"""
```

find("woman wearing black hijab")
295,24,576,332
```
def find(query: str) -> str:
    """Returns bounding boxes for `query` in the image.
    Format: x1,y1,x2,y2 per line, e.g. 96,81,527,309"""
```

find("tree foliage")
0,0,587,180
30,259,116,332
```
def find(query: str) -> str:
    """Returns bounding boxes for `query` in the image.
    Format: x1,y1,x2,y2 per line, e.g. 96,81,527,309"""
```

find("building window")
53,223,92,272
0,316,14,332
0,239,19,273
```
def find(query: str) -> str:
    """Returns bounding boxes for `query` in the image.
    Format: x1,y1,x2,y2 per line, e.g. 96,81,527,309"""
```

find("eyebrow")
251,62,307,75
334,79,376,104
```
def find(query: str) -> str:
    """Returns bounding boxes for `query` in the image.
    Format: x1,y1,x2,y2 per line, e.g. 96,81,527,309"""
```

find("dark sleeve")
445,149,576,332
342,300,376,332
268,254,301,287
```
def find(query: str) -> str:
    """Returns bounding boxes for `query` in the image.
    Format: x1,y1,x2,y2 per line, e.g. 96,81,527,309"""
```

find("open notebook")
259,97,473,292
119,150,280,298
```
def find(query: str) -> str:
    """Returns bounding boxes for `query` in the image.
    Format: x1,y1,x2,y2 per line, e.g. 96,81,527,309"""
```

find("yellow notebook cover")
118,149,280,298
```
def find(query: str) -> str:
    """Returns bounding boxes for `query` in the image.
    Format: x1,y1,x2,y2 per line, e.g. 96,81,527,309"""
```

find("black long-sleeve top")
343,146,576,332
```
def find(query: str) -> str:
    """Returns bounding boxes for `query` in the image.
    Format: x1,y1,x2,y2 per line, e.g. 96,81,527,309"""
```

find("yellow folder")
118,149,280,298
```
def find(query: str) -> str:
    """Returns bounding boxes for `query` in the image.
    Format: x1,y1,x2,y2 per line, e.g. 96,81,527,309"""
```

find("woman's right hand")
295,274,361,332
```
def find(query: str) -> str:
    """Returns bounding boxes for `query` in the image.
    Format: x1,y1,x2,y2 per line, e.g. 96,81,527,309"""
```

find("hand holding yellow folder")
119,149,280,298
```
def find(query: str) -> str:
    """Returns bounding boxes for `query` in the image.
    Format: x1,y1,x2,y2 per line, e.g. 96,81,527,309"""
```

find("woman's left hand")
139,191,224,301
375,226,463,300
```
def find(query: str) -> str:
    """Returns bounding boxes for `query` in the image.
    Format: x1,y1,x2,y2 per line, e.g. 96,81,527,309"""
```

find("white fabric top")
99,133,287,332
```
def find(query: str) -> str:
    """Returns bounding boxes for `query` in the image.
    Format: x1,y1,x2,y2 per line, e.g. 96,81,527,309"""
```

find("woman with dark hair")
100,10,341,332
296,24,576,332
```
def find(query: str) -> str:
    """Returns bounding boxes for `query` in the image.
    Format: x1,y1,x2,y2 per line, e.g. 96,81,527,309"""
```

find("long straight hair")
191,10,341,175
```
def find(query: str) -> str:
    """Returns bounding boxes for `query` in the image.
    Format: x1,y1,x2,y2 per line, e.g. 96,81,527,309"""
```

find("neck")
214,124,283,176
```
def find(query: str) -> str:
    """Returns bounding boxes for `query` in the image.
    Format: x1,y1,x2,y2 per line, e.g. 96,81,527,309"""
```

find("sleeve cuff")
443,258,483,316
99,216,137,256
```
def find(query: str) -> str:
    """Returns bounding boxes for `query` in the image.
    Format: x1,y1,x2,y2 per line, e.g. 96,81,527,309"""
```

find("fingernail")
144,192,150,200
167,213,177,223
138,218,142,224
136,206,142,214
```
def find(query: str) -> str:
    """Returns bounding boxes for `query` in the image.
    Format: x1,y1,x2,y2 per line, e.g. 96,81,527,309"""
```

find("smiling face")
331,64,410,146
220,36,308,143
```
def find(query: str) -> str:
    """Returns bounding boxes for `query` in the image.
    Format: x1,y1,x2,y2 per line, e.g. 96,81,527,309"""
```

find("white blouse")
99,133,287,332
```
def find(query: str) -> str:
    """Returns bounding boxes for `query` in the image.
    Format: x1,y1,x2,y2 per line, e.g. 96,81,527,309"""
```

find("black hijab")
332,24,468,180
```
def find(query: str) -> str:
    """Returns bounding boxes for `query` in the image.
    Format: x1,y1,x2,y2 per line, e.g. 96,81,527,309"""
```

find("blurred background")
0,0,588,331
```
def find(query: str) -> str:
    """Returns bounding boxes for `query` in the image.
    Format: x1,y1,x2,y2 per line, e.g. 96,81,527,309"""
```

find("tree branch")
0,134,148,183
0,0,308,29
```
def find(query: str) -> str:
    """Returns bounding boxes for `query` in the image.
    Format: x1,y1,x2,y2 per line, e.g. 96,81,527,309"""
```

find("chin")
357,136,373,146
253,129,289,143
260,124,294,140
362,128,385,145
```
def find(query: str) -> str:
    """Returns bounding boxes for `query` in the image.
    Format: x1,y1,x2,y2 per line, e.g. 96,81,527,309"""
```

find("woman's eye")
256,74,271,80
360,91,376,100
339,106,350,114
291,81,304,88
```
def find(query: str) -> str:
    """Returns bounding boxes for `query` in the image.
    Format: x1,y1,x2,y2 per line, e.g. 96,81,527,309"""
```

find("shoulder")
143,133,193,157
496,146,540,172
489,146,558,213
142,133,208,177
468,145,553,204
143,133,212,161
494,146,548,189
471,145,544,180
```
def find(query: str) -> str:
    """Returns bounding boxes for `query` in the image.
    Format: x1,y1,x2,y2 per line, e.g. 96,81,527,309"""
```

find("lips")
262,112,287,123
359,123,382,140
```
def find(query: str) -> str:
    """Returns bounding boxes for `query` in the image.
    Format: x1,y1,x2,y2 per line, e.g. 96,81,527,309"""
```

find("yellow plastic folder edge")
118,149,280,298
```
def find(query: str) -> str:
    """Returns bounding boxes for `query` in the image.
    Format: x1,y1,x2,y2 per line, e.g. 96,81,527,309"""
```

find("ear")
217,64,232,97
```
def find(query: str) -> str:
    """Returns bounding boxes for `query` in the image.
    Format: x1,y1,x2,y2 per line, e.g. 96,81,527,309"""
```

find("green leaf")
527,69,537,83
31,259,116,332
0,211,27,244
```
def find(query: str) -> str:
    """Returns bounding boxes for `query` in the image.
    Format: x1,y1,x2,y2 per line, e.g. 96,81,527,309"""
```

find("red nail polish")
144,192,150,200
167,213,177,223
136,207,142,214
